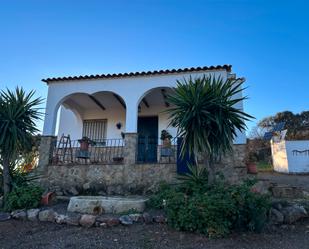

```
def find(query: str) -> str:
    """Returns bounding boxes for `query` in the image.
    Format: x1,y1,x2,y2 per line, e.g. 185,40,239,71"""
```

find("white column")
125,99,138,133
42,97,58,136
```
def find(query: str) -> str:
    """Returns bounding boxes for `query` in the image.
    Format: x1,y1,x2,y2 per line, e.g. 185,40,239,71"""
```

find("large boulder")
38,209,57,222
0,212,11,222
142,212,153,224
282,204,308,224
96,216,120,227
270,208,284,224
11,210,27,220
79,214,96,228
27,209,40,221
55,214,68,224
129,213,143,223
119,215,133,225
65,213,81,226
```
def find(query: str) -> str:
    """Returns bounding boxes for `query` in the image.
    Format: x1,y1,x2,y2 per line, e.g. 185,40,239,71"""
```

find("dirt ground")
0,219,308,249
258,171,309,191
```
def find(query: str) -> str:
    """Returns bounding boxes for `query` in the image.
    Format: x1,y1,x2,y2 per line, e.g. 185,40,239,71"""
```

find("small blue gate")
176,137,195,174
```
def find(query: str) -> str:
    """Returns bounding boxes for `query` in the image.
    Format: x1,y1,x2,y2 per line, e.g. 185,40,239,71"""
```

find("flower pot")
247,162,257,174
79,141,90,151
163,138,171,147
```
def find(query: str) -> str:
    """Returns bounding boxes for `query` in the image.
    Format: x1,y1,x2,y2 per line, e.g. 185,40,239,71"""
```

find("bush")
149,179,271,237
4,183,43,211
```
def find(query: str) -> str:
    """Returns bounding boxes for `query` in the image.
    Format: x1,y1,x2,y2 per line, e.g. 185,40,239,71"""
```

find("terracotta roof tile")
42,64,232,83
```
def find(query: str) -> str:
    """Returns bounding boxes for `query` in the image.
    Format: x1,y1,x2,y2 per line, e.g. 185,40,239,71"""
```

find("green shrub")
4,183,43,211
149,179,271,237
147,182,176,209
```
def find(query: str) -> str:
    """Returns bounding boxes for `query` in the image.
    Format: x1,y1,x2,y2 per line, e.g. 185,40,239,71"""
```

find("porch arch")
48,91,127,140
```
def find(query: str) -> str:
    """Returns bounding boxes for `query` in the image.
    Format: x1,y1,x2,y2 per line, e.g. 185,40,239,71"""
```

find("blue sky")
0,0,308,133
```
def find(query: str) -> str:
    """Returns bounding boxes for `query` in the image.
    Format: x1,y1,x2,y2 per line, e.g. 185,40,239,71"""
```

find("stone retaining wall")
44,163,178,195
42,144,247,195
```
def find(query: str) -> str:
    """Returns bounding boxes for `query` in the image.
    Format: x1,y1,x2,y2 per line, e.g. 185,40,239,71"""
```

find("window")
82,119,107,140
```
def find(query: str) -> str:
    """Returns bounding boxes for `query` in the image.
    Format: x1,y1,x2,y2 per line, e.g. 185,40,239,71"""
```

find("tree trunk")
204,154,215,185
2,155,12,200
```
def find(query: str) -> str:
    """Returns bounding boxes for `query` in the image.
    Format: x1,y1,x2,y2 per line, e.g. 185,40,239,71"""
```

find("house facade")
38,65,247,195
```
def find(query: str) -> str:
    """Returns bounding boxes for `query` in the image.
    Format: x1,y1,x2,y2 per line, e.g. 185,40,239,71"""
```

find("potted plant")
78,136,95,151
245,151,258,174
160,130,172,147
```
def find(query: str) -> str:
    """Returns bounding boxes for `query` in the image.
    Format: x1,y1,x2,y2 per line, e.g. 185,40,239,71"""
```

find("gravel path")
0,219,308,249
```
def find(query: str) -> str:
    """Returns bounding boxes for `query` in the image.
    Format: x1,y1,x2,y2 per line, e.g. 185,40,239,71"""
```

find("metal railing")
51,138,124,165
136,136,178,164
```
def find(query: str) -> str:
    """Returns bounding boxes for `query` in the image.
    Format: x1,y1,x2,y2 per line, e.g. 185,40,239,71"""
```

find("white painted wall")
57,106,83,140
271,140,309,173
43,69,247,144
57,105,126,141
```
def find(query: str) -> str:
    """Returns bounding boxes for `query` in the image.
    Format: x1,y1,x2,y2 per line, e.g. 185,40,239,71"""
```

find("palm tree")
0,87,42,199
167,76,253,184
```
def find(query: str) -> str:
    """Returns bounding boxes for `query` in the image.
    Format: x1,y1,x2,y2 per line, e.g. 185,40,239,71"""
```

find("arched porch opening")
136,87,177,163
55,91,127,141
51,91,127,165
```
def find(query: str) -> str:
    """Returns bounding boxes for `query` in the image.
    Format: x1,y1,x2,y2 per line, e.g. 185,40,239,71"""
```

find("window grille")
82,119,107,140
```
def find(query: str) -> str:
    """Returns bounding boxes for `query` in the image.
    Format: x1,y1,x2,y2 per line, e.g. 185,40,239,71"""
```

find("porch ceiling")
140,88,174,108
62,92,125,112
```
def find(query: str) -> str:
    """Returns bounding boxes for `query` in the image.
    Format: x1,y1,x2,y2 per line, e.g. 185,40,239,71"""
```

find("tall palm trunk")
2,155,11,199
203,154,215,185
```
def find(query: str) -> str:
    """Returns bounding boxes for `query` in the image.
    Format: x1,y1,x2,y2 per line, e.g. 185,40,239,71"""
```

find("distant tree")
258,111,309,140
0,87,42,200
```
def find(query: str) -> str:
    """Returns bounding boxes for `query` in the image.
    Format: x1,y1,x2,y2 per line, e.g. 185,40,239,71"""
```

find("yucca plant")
0,87,42,200
167,75,253,184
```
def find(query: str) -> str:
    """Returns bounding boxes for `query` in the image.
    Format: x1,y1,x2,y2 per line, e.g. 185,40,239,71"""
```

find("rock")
79,214,96,228
65,213,81,226
55,214,67,224
272,201,284,211
0,212,11,222
282,204,308,224
11,210,27,220
143,212,153,224
96,217,120,227
119,215,133,225
68,187,79,196
251,181,270,195
27,209,40,221
270,208,284,224
100,222,107,228
0,196,3,208
129,213,143,223
153,215,167,224
38,209,56,222
56,190,64,196
83,182,91,191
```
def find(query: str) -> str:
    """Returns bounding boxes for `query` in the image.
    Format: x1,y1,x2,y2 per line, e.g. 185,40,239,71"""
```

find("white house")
39,65,248,194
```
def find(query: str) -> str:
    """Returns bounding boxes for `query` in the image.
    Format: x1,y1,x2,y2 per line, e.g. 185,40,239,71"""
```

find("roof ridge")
42,64,232,83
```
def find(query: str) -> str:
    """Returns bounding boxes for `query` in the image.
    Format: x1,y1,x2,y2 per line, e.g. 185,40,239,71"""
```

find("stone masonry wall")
42,144,246,195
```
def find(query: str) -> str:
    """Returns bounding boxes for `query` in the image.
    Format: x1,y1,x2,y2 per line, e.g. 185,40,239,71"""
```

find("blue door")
176,137,195,174
137,116,158,163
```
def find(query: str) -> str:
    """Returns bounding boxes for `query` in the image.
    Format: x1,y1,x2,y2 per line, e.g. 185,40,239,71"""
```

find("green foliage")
160,130,172,140
258,110,309,140
166,76,253,159
149,179,271,237
177,164,208,194
0,87,43,198
4,183,43,211
0,87,43,157
147,182,176,209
